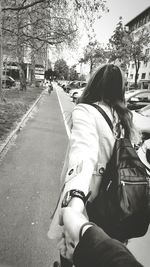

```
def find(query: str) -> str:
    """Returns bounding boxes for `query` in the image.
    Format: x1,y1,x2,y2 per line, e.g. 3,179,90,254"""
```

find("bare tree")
1,0,108,92
2,0,78,90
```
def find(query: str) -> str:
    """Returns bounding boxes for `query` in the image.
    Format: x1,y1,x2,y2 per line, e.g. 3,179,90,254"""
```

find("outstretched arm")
62,104,99,212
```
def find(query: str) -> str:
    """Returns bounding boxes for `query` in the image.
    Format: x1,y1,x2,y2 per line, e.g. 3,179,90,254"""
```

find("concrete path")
0,87,68,267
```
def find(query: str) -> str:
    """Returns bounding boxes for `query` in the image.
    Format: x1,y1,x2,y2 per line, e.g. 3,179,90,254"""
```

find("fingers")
57,230,74,262
58,208,89,261
59,211,64,226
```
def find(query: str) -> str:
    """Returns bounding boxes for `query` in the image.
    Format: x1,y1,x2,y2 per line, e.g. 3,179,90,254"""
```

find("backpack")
86,104,150,242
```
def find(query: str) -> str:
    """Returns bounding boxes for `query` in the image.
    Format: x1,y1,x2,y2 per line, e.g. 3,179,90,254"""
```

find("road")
0,83,149,267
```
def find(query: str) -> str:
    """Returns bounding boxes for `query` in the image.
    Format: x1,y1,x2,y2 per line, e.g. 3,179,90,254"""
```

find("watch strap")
61,189,91,208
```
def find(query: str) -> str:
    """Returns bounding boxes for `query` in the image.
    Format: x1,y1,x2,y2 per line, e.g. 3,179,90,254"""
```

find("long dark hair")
78,64,133,138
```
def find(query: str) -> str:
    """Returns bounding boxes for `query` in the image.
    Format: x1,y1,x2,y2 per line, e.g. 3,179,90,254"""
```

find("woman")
48,64,140,266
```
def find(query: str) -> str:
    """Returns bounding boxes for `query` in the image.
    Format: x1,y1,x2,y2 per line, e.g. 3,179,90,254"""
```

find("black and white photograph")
0,1,150,266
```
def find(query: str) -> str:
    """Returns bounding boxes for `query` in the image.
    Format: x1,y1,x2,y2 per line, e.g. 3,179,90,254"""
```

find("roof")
125,6,150,26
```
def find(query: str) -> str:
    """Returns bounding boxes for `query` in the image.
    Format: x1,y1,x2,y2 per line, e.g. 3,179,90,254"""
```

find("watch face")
61,190,86,208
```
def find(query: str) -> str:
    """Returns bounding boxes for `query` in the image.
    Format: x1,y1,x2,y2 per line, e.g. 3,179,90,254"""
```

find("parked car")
135,104,150,140
125,89,137,98
136,103,150,116
125,89,150,110
2,76,16,88
66,81,86,93
61,80,70,91
72,87,85,102
65,81,78,93
69,82,87,98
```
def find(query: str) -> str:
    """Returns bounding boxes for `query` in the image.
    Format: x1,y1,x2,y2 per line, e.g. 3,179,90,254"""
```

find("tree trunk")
134,71,138,89
90,57,93,74
18,61,26,91
17,45,26,91
16,10,26,91
31,51,36,85
134,60,140,89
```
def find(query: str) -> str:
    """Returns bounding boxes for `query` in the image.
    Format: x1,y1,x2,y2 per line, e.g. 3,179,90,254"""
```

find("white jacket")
62,103,117,196
48,103,118,239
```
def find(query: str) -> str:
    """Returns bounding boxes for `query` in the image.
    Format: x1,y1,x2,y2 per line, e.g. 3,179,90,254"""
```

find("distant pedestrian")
48,81,53,95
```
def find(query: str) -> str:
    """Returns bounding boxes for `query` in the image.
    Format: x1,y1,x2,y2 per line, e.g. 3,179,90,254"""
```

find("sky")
94,0,150,44
51,0,150,67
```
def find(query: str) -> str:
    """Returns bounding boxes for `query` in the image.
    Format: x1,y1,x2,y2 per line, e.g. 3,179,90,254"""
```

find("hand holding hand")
61,207,88,244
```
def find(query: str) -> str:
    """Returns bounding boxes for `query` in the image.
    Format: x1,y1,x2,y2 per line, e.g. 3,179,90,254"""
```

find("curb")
0,88,46,155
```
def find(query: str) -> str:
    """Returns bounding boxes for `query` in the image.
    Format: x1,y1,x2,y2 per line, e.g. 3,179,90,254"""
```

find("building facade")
125,6,150,89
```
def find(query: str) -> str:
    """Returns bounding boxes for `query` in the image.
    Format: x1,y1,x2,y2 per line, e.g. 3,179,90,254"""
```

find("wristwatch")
61,189,90,208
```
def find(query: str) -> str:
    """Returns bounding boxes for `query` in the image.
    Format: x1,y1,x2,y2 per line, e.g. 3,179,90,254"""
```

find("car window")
138,104,150,116
142,109,150,116
8,76,15,81
125,90,142,100
81,82,87,87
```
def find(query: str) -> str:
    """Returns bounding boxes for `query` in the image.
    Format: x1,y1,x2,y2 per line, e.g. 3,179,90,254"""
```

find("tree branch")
2,0,48,12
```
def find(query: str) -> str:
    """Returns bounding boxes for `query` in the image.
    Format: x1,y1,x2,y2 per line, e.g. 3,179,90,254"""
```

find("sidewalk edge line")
55,86,70,138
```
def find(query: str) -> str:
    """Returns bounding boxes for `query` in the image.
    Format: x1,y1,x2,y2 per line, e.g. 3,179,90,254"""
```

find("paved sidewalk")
0,87,68,267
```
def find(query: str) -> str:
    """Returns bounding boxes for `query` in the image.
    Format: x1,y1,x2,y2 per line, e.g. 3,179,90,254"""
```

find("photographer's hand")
61,207,91,244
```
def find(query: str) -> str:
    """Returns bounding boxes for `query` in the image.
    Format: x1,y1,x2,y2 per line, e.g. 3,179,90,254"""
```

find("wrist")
79,222,96,241
68,197,84,212
81,225,93,236
61,189,91,208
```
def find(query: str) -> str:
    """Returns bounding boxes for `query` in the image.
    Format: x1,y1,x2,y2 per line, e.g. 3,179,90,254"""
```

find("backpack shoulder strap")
90,103,113,132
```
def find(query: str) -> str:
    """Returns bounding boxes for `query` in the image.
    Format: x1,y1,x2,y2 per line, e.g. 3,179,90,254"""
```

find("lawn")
0,85,44,143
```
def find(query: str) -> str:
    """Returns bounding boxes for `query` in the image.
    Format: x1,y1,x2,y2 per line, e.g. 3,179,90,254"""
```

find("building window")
139,19,142,27
145,48,149,56
141,73,146,79
144,62,148,67
137,21,140,28
132,63,134,68
130,74,133,79
146,14,150,23
135,22,138,30
143,16,146,24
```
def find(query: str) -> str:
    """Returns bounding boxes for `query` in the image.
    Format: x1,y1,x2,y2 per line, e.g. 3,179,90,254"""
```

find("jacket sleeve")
48,104,99,239
73,226,143,267
63,104,99,196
